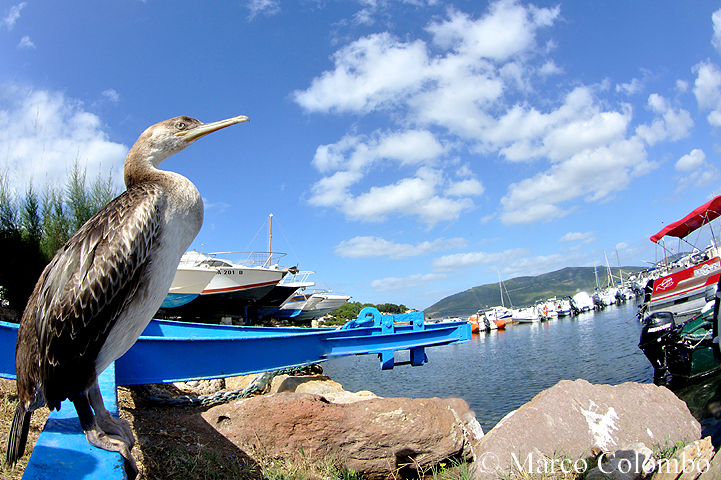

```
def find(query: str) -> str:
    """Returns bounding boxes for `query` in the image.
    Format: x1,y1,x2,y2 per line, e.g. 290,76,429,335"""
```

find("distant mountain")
424,266,644,318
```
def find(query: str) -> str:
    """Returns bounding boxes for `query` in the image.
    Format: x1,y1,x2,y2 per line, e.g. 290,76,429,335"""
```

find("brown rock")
474,379,701,479
225,373,259,392
201,392,483,477
270,374,378,403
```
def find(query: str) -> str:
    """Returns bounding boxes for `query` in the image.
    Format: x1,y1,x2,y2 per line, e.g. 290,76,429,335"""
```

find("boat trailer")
0,307,470,479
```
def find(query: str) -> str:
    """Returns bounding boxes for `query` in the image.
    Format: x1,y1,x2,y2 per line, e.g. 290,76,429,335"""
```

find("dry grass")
0,380,473,480
0,378,49,480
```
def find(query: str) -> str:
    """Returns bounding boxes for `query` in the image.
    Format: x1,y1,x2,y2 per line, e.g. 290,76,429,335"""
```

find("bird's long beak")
176,115,250,142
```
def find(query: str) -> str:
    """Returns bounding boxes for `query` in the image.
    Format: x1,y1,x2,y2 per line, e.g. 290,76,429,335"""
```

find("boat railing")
278,270,316,286
183,251,288,269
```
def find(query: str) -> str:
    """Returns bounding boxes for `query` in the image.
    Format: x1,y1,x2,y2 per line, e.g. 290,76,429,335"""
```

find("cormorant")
5,114,249,477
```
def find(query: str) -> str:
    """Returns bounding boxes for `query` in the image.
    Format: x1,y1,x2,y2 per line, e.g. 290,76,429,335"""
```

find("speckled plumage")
6,114,248,476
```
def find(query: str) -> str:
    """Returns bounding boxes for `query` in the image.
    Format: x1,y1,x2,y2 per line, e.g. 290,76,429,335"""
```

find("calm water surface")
323,301,656,432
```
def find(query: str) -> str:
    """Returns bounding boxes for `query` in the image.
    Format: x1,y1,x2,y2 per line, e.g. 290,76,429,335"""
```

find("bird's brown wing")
32,183,164,409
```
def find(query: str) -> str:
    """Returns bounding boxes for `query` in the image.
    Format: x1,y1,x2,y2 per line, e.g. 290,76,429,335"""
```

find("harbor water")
323,301,659,433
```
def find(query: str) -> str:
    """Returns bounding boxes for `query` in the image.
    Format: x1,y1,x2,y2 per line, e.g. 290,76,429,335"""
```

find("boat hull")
647,256,721,318
160,266,217,309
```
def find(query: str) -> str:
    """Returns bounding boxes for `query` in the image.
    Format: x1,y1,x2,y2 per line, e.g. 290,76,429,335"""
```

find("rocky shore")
187,373,721,479
3,371,721,479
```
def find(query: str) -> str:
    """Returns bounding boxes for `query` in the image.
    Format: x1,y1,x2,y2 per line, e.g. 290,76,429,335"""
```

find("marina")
325,301,656,432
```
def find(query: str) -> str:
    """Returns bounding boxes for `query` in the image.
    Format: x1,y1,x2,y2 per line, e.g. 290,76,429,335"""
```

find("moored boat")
640,196,721,320
639,299,719,387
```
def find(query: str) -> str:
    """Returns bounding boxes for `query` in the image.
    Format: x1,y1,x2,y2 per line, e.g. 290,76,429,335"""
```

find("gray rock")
473,379,701,479
585,443,654,480
201,392,483,478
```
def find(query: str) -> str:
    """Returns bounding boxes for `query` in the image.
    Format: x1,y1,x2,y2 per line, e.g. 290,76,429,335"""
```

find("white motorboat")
512,306,540,323
160,265,218,309
572,291,594,312
169,251,288,319
277,291,351,322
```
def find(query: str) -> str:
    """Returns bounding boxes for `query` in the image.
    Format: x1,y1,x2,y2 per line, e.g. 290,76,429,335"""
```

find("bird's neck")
124,144,170,188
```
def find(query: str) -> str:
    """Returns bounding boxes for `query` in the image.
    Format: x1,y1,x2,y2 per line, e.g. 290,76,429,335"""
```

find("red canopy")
651,195,721,243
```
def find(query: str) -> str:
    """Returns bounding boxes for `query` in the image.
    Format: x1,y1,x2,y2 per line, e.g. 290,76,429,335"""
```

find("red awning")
651,195,721,243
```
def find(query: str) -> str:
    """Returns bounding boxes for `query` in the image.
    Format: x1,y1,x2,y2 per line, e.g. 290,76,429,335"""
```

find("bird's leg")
87,380,135,448
72,392,138,479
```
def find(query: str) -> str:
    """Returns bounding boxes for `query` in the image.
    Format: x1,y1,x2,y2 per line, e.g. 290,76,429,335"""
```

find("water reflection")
323,301,655,432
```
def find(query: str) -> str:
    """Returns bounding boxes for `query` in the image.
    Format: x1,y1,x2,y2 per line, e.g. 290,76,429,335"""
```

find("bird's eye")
176,122,186,130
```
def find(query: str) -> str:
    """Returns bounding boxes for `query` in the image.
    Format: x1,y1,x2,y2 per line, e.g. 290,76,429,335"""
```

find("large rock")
270,374,378,403
202,392,483,477
473,379,701,479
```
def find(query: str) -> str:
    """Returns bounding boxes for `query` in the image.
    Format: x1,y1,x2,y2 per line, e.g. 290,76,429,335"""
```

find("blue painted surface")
0,308,469,480
159,292,199,309
22,364,127,480
0,311,470,383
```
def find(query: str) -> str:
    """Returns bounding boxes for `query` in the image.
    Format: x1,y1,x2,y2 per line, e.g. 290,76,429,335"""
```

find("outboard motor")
639,311,676,384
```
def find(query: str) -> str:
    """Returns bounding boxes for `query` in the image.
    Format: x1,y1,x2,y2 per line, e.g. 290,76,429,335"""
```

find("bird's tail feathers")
6,403,32,467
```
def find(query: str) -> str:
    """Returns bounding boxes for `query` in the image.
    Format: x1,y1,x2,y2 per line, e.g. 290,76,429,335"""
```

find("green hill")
424,266,643,318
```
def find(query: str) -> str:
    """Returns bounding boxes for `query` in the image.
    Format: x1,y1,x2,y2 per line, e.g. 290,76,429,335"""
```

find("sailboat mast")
593,253,599,290
267,213,273,266
497,271,504,308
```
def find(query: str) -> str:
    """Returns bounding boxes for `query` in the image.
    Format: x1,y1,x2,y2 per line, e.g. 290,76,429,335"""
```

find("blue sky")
2,1,721,311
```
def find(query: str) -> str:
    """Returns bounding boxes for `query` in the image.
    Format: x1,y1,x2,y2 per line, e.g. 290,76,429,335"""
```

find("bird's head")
125,115,249,185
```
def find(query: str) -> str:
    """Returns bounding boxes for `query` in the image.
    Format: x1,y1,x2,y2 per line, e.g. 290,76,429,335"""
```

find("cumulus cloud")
0,84,127,194
296,1,682,228
308,129,482,224
675,148,721,192
334,235,466,259
2,2,26,30
693,60,721,127
676,149,705,172
635,93,693,145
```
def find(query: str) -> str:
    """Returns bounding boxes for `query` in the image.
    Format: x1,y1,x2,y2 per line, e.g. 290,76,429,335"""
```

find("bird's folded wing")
33,184,164,400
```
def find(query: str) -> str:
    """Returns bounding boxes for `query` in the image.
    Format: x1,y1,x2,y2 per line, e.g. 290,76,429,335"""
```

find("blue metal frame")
0,308,470,479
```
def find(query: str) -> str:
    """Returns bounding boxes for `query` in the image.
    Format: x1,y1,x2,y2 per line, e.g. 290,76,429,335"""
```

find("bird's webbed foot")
88,381,135,448
72,390,138,479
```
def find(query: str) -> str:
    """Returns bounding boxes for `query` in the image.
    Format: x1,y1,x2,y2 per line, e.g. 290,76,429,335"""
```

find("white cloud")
2,2,26,30
0,84,127,194
431,247,530,273
294,32,429,114
693,60,721,127
308,129,482,224
500,136,652,225
246,0,280,20
17,35,34,49
616,78,642,96
371,272,448,292
334,235,467,259
675,148,721,192
559,231,595,244
102,89,120,103
297,1,678,228
634,94,693,145
713,8,721,55
676,149,705,172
